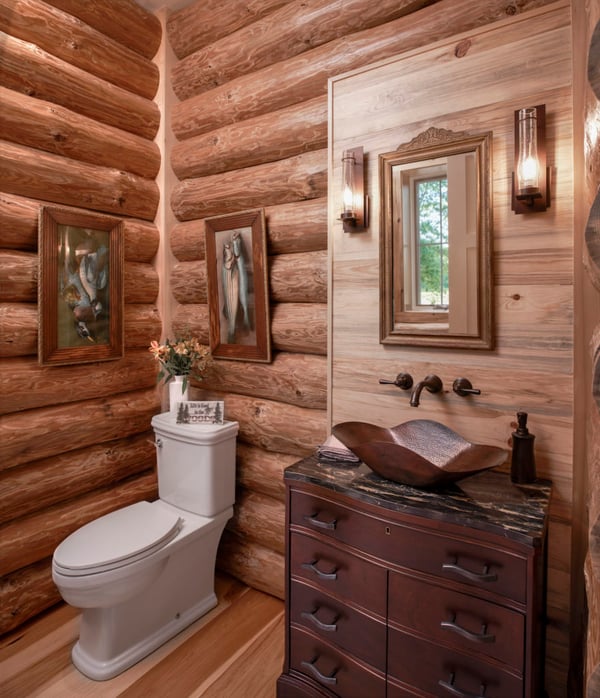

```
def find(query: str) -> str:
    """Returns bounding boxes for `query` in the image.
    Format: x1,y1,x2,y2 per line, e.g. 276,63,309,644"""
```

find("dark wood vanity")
276,456,551,698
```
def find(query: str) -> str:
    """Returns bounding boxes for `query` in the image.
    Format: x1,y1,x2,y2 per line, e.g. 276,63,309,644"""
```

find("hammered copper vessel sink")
331,419,508,487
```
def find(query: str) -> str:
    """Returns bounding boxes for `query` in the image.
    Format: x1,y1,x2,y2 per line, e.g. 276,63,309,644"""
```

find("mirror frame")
379,126,493,349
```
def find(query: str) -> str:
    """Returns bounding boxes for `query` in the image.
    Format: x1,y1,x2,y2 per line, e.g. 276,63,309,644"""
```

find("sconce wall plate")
511,104,550,214
340,146,368,232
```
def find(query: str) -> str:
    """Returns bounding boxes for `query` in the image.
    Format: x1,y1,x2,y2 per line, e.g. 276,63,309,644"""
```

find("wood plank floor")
0,574,285,697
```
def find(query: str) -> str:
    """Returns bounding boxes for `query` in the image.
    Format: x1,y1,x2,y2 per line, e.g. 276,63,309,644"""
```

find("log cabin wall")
165,0,562,610
0,0,582,694
578,0,600,692
329,1,578,694
0,0,164,634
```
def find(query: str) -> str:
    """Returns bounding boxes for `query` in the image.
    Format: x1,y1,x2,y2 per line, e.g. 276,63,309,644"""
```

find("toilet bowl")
52,416,238,681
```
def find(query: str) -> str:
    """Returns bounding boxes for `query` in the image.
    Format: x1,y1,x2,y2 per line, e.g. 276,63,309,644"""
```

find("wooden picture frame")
38,206,124,366
205,209,271,362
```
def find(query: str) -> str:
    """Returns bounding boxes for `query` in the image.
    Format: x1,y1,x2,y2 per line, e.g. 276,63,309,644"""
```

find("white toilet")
52,413,238,681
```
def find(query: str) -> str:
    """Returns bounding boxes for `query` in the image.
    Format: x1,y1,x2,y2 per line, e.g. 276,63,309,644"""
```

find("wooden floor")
0,574,285,698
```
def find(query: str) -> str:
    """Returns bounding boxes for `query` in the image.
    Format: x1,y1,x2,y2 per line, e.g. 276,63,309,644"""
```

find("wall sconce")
511,104,550,214
339,146,368,232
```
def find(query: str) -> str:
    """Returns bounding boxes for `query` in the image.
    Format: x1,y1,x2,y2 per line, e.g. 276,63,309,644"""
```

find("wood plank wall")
329,2,575,694
0,0,163,635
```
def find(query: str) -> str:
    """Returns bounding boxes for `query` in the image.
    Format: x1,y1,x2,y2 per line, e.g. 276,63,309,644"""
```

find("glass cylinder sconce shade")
511,104,550,213
517,108,540,191
339,146,368,232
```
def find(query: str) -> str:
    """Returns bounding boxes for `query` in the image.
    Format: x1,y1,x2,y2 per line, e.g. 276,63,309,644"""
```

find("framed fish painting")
38,206,124,366
205,209,271,363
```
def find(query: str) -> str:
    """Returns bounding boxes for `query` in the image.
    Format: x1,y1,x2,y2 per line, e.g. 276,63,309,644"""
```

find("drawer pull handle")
301,608,338,632
304,512,337,530
301,658,338,686
301,560,338,580
439,672,486,698
442,560,497,583
440,616,495,643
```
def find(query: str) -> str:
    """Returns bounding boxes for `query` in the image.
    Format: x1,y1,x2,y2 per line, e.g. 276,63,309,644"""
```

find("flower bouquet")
149,334,211,394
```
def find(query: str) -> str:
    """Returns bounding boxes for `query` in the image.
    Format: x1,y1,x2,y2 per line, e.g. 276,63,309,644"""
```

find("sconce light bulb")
343,184,354,213
516,107,540,193
341,150,357,218
519,156,539,185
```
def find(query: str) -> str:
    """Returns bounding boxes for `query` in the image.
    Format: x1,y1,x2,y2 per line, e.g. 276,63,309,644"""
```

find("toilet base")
71,507,230,681
72,591,217,681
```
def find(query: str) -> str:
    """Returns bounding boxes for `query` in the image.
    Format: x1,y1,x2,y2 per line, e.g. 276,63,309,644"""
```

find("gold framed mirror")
379,127,493,349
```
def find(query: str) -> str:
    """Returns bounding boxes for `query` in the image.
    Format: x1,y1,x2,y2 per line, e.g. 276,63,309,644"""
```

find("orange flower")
148,334,212,391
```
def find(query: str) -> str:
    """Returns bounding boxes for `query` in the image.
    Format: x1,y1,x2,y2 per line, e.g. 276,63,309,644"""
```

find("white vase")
169,376,189,414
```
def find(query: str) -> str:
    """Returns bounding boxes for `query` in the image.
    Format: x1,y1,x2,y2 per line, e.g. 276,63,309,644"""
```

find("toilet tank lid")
53,501,182,571
151,414,239,444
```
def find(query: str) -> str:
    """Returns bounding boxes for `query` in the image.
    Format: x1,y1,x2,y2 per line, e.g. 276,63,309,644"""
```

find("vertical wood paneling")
330,2,573,693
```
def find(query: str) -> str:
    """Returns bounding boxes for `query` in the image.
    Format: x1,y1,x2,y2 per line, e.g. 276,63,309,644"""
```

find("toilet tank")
151,413,239,517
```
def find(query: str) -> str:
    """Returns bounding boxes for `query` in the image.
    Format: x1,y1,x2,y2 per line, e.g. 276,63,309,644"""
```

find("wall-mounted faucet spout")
410,374,443,407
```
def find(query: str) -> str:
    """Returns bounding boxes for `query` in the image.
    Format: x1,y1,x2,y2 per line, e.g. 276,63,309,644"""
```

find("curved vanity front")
276,456,552,698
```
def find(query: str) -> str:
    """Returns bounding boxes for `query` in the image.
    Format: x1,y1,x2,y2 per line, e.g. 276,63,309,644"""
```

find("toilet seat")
53,501,182,577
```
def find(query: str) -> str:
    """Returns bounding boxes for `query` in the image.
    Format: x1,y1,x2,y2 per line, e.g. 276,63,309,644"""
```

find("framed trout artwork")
205,209,271,363
38,206,124,366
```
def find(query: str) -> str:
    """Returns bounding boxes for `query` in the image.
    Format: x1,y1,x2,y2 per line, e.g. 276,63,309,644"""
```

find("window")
414,176,449,308
396,158,449,324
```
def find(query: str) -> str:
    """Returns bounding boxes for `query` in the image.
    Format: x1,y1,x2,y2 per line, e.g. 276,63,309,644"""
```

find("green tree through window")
415,177,449,307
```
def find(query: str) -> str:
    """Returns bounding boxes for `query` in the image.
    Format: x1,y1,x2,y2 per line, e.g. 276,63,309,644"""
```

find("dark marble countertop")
285,455,552,547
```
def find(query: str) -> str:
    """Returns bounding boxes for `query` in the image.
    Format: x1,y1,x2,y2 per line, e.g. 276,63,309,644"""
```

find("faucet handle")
379,372,414,390
453,378,481,397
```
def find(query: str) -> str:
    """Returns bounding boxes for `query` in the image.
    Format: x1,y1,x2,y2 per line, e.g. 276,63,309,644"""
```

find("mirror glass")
379,127,493,349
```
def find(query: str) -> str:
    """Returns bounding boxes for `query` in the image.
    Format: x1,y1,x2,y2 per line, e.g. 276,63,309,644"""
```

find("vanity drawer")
385,525,527,603
290,579,387,670
388,571,525,669
290,626,386,698
291,488,527,603
388,629,523,698
290,532,387,616
290,489,386,550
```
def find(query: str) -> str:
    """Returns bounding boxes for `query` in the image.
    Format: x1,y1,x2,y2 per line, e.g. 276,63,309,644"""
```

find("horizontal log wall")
580,0,600,693
0,0,162,634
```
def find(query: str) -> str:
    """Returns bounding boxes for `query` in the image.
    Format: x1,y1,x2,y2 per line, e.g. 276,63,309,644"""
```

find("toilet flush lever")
154,438,163,449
